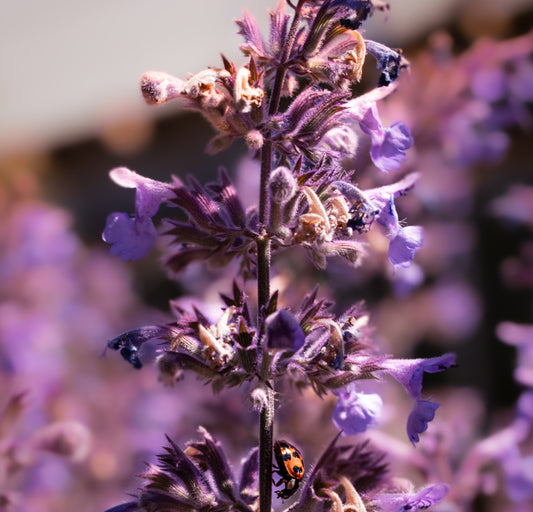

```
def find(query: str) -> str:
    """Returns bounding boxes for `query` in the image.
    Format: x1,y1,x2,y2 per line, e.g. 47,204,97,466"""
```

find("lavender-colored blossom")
497,321,533,387
377,195,423,270
407,399,440,444
500,446,533,503
373,483,450,512
265,309,305,351
102,167,174,260
343,87,413,172
332,385,383,434
382,353,456,400
359,104,413,172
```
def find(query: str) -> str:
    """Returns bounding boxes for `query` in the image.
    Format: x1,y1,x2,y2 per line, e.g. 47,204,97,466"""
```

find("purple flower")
102,167,174,261
500,446,533,503
265,309,305,351
360,104,413,172
382,353,456,400
407,399,440,444
103,213,157,261
343,88,413,172
381,353,455,443
332,385,383,435
374,483,450,512
377,196,423,270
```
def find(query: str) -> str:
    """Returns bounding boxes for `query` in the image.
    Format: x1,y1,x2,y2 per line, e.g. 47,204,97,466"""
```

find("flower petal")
102,213,157,261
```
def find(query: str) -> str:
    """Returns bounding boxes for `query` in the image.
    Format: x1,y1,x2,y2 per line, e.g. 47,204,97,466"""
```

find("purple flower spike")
374,483,450,512
265,309,305,351
102,167,174,260
333,385,383,435
382,353,456,400
407,399,440,444
103,213,157,261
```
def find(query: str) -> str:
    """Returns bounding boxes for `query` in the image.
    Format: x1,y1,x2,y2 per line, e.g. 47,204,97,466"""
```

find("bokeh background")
1,0,533,511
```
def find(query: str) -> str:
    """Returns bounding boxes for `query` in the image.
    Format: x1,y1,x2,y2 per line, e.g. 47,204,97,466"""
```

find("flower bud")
244,130,264,150
269,166,296,204
140,71,185,105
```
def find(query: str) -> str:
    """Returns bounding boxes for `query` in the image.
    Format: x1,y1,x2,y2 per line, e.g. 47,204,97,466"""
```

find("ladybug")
273,440,305,499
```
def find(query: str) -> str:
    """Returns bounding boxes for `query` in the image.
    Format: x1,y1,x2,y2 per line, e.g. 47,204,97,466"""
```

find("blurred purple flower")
373,483,449,512
500,446,533,503
407,399,440,445
102,167,174,260
332,385,383,435
497,321,533,387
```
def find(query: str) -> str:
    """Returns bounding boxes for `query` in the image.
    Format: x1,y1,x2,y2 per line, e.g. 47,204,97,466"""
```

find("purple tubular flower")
382,353,456,400
407,399,440,444
388,225,424,270
374,483,450,512
360,105,413,172
102,167,174,260
377,195,423,270
343,89,413,172
332,386,383,435
265,309,305,351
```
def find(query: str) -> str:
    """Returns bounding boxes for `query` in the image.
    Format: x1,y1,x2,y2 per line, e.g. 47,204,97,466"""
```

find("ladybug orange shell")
273,440,305,499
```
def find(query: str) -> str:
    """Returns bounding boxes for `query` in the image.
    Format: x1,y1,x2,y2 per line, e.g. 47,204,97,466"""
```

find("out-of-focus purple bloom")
497,321,533,387
490,184,533,226
373,483,450,512
265,309,305,351
382,353,456,400
377,196,423,270
332,385,383,435
102,167,174,261
407,399,440,444
500,445,533,503
471,67,507,102
365,39,407,87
